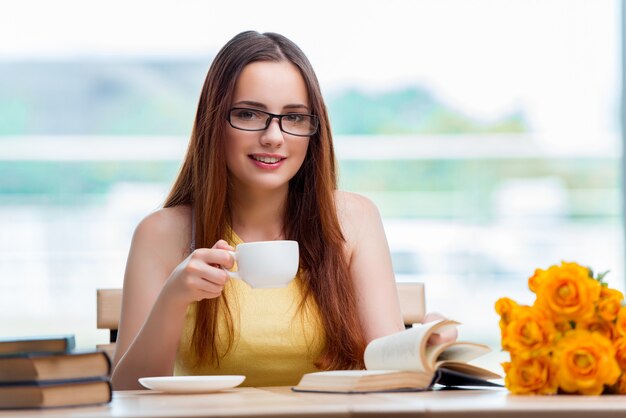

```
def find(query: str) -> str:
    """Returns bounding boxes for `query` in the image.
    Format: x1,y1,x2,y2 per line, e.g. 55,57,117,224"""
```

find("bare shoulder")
135,205,190,238
335,190,381,225
335,190,383,245
132,205,192,259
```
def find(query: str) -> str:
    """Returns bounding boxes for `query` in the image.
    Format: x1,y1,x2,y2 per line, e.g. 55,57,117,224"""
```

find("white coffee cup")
223,240,299,288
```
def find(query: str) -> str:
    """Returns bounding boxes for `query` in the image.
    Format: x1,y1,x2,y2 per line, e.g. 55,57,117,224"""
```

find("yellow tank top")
174,232,326,386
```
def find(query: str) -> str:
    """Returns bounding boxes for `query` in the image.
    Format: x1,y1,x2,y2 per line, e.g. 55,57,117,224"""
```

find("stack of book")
0,335,112,409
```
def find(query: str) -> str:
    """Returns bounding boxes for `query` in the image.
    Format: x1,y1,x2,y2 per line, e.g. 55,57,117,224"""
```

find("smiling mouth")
250,155,284,164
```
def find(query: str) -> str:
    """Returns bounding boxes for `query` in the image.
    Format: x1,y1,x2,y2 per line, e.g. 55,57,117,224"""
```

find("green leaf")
596,270,611,282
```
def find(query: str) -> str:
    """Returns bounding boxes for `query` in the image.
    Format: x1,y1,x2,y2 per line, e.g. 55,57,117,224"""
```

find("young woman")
111,30,452,390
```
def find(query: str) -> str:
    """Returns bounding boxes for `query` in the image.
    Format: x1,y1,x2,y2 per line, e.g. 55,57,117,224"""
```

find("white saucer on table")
138,375,246,394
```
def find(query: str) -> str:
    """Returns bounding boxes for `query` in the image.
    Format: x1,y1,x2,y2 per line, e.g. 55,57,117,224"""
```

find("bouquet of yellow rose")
495,261,626,395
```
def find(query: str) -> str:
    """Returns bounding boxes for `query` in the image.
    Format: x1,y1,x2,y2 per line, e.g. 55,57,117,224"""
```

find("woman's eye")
236,110,257,120
285,114,304,123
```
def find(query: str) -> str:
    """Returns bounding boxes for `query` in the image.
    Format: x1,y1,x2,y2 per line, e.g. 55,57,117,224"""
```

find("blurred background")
0,0,623,363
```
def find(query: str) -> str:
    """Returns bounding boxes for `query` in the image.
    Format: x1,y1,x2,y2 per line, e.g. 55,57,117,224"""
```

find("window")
0,1,621,360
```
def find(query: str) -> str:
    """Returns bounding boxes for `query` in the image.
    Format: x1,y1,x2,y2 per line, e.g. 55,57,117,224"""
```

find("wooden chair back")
96,282,425,360
96,288,122,359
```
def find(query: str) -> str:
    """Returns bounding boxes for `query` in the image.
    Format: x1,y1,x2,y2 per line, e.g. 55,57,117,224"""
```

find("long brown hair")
164,30,365,370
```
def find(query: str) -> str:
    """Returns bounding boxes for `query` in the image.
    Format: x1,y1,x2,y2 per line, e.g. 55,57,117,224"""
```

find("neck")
229,184,288,242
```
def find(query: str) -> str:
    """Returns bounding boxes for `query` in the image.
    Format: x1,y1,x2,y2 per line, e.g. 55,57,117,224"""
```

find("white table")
2,386,626,417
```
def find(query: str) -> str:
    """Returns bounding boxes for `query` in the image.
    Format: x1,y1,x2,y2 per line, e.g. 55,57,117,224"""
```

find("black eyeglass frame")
227,107,319,137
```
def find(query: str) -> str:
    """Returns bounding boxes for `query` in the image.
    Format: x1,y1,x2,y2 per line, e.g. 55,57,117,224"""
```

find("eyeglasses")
227,107,319,137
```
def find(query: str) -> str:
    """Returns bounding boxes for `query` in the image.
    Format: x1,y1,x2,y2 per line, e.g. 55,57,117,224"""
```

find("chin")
254,179,291,191
230,168,299,193
232,174,288,192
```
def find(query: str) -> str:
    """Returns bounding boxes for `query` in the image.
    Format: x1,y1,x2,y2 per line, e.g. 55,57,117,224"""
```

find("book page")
437,362,502,380
364,319,457,373
426,342,491,367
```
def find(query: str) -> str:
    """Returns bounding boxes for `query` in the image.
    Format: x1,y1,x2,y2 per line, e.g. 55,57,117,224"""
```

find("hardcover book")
0,335,75,356
0,350,111,383
0,378,111,409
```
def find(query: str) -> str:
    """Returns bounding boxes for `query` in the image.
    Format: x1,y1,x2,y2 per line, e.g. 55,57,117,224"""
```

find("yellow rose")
598,287,624,322
554,330,620,395
495,297,519,331
611,373,626,395
579,317,614,341
553,319,574,337
600,286,624,301
528,268,547,294
614,338,626,370
615,308,626,338
503,355,557,395
533,261,600,322
502,305,555,356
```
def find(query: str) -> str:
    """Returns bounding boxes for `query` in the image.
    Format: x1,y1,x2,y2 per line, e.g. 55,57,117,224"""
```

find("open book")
293,319,501,393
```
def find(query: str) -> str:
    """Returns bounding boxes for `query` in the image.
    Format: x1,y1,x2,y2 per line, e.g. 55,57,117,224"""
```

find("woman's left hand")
423,312,458,346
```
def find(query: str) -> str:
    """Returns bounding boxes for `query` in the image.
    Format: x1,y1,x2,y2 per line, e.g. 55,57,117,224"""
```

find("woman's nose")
259,118,285,147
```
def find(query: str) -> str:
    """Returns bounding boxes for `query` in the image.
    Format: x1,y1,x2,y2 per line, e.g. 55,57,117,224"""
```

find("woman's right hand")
161,239,235,306
112,210,235,390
